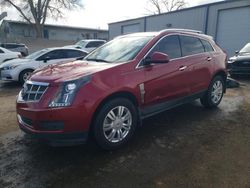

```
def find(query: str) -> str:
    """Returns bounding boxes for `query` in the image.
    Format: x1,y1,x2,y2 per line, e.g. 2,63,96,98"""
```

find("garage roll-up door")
122,24,140,35
216,7,250,56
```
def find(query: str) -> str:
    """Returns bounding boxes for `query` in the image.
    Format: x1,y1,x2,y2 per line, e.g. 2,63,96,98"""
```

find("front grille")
20,80,49,102
234,61,250,67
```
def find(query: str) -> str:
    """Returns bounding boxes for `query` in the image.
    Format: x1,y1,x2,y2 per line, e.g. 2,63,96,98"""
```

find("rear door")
142,35,191,106
179,35,212,94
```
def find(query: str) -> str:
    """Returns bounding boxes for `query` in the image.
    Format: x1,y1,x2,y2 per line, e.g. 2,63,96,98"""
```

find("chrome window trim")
135,33,216,69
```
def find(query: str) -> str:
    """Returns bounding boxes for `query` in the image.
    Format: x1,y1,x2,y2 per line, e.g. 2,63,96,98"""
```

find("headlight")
49,75,91,108
3,65,20,70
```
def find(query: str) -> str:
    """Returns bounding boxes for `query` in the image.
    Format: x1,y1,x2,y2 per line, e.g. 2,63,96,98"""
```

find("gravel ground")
0,77,250,188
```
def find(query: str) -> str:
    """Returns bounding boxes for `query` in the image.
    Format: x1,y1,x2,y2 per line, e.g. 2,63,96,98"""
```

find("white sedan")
0,47,88,83
0,47,21,63
66,39,106,52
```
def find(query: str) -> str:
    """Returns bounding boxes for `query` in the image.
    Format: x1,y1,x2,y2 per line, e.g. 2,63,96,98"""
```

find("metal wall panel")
122,23,140,34
145,7,207,32
216,7,250,56
109,18,145,39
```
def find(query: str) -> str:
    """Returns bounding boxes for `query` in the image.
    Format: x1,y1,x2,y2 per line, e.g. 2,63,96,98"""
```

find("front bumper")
228,67,250,75
227,63,250,75
17,104,90,146
0,69,18,81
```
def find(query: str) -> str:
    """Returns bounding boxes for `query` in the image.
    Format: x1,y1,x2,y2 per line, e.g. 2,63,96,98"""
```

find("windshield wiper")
86,58,110,63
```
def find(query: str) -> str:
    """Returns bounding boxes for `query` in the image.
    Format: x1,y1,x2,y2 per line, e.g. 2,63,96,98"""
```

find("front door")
37,49,74,68
142,35,191,106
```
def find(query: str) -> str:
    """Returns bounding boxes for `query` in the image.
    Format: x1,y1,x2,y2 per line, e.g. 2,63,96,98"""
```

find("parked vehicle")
0,47,88,84
68,39,106,52
228,43,250,76
0,47,21,64
0,43,29,56
16,29,227,150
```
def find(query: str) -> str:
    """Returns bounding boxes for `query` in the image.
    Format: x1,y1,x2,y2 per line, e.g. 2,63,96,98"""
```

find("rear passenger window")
150,35,182,59
39,50,67,60
66,50,87,58
86,41,105,48
201,39,214,52
180,36,204,56
0,49,4,53
5,44,17,49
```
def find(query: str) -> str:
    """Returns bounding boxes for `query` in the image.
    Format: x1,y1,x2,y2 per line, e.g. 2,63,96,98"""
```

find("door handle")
179,66,187,71
206,57,212,61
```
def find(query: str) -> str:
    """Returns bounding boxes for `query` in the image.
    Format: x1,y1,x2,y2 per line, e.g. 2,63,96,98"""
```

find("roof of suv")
118,28,213,40
160,29,213,40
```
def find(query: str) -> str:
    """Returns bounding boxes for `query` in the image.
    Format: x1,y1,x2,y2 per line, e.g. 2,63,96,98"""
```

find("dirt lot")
0,78,250,188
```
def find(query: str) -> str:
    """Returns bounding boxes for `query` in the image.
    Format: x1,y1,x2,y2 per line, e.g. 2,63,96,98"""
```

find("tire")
19,69,33,84
93,98,138,150
200,75,225,108
21,52,27,57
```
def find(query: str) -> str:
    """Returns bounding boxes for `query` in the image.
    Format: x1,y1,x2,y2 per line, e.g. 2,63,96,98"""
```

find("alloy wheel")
103,106,132,143
211,80,223,104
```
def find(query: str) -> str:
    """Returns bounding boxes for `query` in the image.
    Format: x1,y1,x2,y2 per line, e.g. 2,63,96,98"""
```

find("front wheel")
93,98,138,150
200,75,225,108
19,69,33,84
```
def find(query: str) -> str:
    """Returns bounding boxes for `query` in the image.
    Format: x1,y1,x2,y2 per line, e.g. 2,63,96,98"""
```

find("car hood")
229,54,250,62
30,60,120,85
0,58,31,68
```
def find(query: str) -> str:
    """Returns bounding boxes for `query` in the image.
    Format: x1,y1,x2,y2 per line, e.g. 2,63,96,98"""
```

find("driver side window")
150,35,182,59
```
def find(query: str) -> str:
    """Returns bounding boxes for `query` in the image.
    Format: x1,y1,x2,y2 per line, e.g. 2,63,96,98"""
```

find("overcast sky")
1,0,224,29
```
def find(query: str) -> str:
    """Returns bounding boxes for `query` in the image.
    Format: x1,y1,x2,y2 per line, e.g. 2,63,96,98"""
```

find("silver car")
0,43,29,56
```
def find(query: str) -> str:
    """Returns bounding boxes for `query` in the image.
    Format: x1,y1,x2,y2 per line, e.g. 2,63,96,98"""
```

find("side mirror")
143,52,170,66
235,51,239,55
43,56,51,63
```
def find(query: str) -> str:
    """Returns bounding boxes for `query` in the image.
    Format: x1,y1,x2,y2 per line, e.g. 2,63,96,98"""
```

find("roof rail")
160,28,203,34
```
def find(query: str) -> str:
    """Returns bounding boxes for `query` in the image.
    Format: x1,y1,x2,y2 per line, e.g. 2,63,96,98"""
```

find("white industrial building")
0,20,108,41
109,0,250,56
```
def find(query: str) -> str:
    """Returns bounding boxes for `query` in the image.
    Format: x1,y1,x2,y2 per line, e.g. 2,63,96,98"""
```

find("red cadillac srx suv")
16,29,227,149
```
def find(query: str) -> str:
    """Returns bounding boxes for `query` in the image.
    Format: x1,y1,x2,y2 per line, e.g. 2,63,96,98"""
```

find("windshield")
240,43,250,54
76,40,88,47
25,49,49,59
85,36,153,63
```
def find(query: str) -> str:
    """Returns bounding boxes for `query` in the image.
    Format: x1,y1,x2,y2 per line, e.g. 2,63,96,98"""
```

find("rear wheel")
200,75,225,108
19,69,33,84
93,98,138,150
